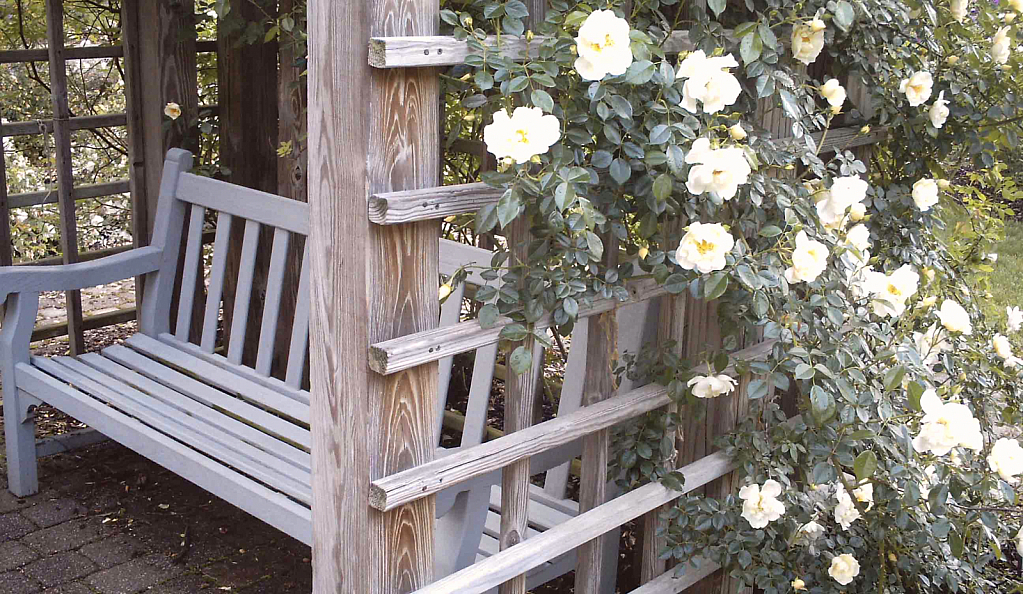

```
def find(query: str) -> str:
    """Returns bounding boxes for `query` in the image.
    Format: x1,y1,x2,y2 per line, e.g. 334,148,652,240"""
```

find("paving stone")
0,541,39,572
144,573,214,593
0,570,42,594
200,556,270,589
81,533,146,569
0,488,33,514
20,497,86,529
0,512,38,543
23,551,97,587
21,518,106,554
87,554,183,594
41,582,95,594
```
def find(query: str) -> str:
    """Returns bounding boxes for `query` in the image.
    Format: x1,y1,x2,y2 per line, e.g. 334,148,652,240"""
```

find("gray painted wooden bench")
1,149,657,590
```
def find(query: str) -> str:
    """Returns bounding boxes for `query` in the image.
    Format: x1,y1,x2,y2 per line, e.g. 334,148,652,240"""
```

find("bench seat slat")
488,484,576,532
102,343,311,449
14,362,312,544
153,333,310,406
118,336,311,424
77,353,311,473
30,357,313,505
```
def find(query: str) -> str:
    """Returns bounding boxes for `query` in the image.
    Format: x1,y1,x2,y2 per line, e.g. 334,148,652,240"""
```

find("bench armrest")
0,246,164,303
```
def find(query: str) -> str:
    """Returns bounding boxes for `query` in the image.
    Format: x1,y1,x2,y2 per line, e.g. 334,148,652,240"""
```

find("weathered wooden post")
308,0,440,592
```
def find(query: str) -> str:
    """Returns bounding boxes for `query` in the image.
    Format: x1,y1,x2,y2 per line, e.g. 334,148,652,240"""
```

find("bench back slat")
175,173,309,234
285,242,312,389
174,204,207,341
255,228,292,376
201,212,233,353
227,219,263,364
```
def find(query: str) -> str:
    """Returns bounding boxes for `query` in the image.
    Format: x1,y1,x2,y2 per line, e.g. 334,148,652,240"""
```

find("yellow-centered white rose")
899,71,934,107
914,324,950,365
791,23,825,65
785,231,830,284
728,124,747,140
846,224,871,252
684,138,752,200
738,480,786,528
164,102,182,120
937,299,972,334
675,221,735,273
677,51,743,114
994,334,1014,360
913,389,984,456
816,176,869,230
687,374,738,398
868,264,919,317
483,107,561,165
829,553,861,586
951,0,970,21
993,26,1013,65
988,438,1023,483
912,178,941,211
574,10,634,81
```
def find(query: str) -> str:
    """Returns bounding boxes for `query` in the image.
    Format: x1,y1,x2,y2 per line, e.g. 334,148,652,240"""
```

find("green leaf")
707,0,726,17
530,89,554,112
664,273,688,294
479,304,499,329
608,95,633,119
500,323,529,342
509,346,532,374
746,379,769,399
652,174,673,201
779,90,800,120
854,451,878,482
703,273,728,300
739,32,762,65
884,365,906,391
610,158,631,184
794,363,815,380
585,231,605,260
759,225,782,237
554,182,574,210
834,1,856,32
624,60,656,84
810,386,833,416
907,381,925,411
507,75,529,93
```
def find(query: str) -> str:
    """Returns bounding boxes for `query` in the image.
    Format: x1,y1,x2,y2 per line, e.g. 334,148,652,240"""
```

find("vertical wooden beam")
575,236,618,593
44,0,85,355
308,0,439,591
499,4,547,593
120,0,149,322
0,130,13,268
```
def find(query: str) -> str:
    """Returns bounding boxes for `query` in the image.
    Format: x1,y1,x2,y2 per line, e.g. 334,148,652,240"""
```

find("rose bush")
440,0,1023,591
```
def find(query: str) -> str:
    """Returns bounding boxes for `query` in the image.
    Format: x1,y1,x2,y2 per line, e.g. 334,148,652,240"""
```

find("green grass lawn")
940,202,1023,333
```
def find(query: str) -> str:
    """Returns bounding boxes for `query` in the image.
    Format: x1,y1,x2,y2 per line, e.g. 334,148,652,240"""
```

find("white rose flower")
684,138,752,200
929,91,950,128
869,265,920,317
852,482,874,511
899,71,934,107
993,26,1013,66
799,520,825,540
784,231,830,284
677,51,743,115
849,201,867,221
912,178,941,211
687,374,738,398
791,24,825,65
792,578,807,591
1011,0,1023,11
913,389,984,456
738,480,786,528
833,484,862,530
574,10,634,81
1016,527,1023,557
937,299,972,334
816,177,869,229
483,107,561,165
728,124,747,140
994,334,1015,360
829,553,861,586
986,252,999,262
951,0,970,22
164,102,182,120
988,438,1023,483
675,221,735,273
846,224,871,252
820,79,847,109
1008,306,1023,332
914,324,950,365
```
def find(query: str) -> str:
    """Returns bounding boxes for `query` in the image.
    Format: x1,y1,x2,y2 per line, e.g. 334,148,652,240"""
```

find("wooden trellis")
309,1,881,593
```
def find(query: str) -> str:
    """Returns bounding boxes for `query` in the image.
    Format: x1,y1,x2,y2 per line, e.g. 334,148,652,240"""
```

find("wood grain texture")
369,278,668,375
121,0,149,326
412,451,737,594
575,234,618,594
0,44,125,63
630,560,722,594
0,113,128,137
369,182,503,224
0,129,12,268
369,30,695,69
8,180,130,209
308,0,439,591
45,0,85,355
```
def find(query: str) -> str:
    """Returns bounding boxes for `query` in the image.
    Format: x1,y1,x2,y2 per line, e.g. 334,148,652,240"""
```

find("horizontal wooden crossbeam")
369,30,695,69
0,40,218,64
369,125,888,225
629,559,721,594
1,113,127,137
411,450,735,594
369,339,774,511
9,180,130,209
369,278,667,375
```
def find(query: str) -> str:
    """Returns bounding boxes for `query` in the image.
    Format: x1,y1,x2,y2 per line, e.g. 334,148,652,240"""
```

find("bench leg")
2,292,41,497
4,396,39,497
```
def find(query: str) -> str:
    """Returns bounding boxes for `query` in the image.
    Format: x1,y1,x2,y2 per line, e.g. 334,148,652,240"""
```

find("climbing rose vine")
442,0,1023,590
